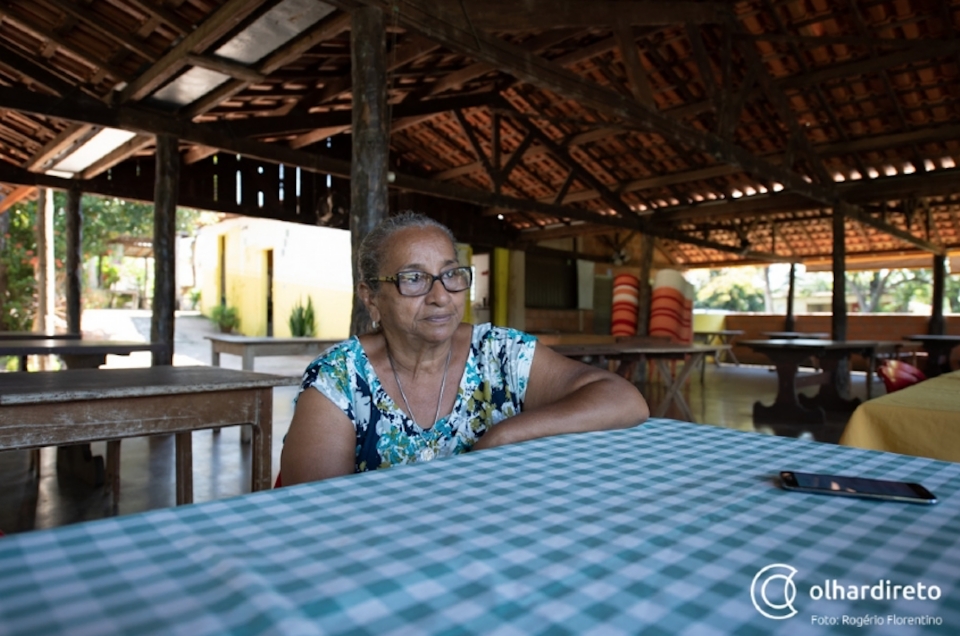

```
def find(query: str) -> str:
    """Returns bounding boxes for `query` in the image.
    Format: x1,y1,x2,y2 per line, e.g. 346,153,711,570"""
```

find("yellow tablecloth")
840,370,960,462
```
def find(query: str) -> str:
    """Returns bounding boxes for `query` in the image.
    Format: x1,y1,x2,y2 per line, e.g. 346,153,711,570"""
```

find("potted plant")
210,304,240,333
289,297,316,337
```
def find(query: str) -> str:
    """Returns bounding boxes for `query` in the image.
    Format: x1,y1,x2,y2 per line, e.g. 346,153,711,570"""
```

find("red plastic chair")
877,359,926,393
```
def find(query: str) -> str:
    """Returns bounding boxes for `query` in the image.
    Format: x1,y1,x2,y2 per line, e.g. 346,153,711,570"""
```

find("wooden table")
0,367,289,505
0,338,164,371
693,329,743,365
0,332,80,370
206,335,341,371
550,342,728,421
206,335,329,441
905,334,960,377
741,339,878,425
841,370,960,462
761,331,830,339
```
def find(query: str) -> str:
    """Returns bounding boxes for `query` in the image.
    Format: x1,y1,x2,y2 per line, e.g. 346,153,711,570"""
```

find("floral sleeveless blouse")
298,323,537,473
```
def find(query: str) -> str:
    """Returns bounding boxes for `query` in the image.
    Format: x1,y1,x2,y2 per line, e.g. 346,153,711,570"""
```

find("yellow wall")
693,312,726,332
196,217,353,338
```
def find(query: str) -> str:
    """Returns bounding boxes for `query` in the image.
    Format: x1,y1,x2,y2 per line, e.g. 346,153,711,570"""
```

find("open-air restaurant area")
2,0,960,634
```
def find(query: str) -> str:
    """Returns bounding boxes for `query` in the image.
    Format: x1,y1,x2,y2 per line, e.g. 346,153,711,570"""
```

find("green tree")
845,269,932,313
694,269,766,311
0,193,207,329
0,204,38,331
947,274,960,313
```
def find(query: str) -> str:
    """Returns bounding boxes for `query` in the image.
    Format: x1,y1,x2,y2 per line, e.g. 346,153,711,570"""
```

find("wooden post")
65,185,83,334
831,208,849,395
349,6,389,337
930,253,946,335
152,134,179,366
36,188,55,338
636,234,655,336
785,262,796,332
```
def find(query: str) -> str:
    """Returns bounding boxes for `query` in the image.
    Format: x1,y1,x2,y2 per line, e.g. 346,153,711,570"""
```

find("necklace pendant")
419,447,436,462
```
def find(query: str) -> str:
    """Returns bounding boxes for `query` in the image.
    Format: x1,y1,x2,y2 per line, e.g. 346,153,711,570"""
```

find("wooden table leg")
250,388,274,492
211,343,223,435
240,349,255,443
56,445,105,486
106,440,121,508
753,357,826,425
175,432,194,505
652,357,697,421
799,355,861,413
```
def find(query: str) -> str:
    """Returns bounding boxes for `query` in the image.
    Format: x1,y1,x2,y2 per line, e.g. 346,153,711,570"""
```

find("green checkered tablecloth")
1,419,958,635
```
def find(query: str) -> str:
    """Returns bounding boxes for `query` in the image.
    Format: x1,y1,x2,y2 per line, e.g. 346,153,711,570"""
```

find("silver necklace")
386,343,452,433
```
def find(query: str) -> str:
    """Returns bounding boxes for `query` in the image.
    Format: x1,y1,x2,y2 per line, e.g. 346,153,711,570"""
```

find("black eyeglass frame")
368,266,473,297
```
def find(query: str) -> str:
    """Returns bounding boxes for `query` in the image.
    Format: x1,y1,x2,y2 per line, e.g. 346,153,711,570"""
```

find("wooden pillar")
349,6,389,336
831,208,849,395
831,211,847,341
151,134,179,366
785,262,796,332
36,188,56,338
930,253,946,335
636,234,655,336
65,185,83,334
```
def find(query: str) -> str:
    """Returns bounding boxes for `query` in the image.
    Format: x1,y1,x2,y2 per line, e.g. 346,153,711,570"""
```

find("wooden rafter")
455,0,729,31
119,0,264,103
333,0,846,208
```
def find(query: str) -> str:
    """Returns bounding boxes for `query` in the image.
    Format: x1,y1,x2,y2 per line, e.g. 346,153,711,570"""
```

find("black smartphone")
780,471,937,505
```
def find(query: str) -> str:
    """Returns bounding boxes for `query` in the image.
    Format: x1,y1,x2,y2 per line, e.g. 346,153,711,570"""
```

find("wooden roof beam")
334,0,841,208
0,185,35,214
79,134,154,179
125,0,194,35
24,124,95,172
457,0,730,31
0,41,80,97
0,5,132,83
614,27,655,108
669,38,960,120
119,0,264,102
183,11,353,118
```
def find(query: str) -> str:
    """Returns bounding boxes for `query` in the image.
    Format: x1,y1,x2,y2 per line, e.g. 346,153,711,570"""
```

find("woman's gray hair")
358,212,458,291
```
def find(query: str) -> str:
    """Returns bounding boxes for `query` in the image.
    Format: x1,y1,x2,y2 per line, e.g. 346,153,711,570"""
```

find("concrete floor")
0,310,865,535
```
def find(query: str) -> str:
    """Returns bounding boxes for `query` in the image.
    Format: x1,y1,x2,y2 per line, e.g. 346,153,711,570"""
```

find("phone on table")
780,471,937,505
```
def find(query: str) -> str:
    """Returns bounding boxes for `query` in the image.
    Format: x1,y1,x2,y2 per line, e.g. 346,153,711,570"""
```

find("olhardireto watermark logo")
750,563,945,627
751,564,798,619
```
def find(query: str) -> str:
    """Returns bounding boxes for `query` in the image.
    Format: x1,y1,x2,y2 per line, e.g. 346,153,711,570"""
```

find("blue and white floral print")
298,323,536,472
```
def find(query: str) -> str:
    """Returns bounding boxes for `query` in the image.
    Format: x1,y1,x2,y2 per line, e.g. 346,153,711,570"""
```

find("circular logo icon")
751,563,798,620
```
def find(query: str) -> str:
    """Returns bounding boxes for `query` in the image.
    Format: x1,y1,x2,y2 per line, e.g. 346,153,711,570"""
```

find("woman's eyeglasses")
369,266,473,297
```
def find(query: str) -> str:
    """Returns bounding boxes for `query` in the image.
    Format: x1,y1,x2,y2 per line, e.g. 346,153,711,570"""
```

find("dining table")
693,329,744,364
0,338,165,371
0,419,957,635
549,342,727,421
0,366,289,505
742,339,878,425
904,334,960,377
206,334,336,442
761,331,830,339
0,332,80,371
841,370,960,463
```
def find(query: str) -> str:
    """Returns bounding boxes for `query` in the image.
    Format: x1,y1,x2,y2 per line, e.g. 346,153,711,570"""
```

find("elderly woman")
281,212,648,484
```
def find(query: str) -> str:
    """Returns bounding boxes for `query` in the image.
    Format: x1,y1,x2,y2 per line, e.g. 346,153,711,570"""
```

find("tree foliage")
0,204,38,330
0,193,206,330
694,269,766,312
